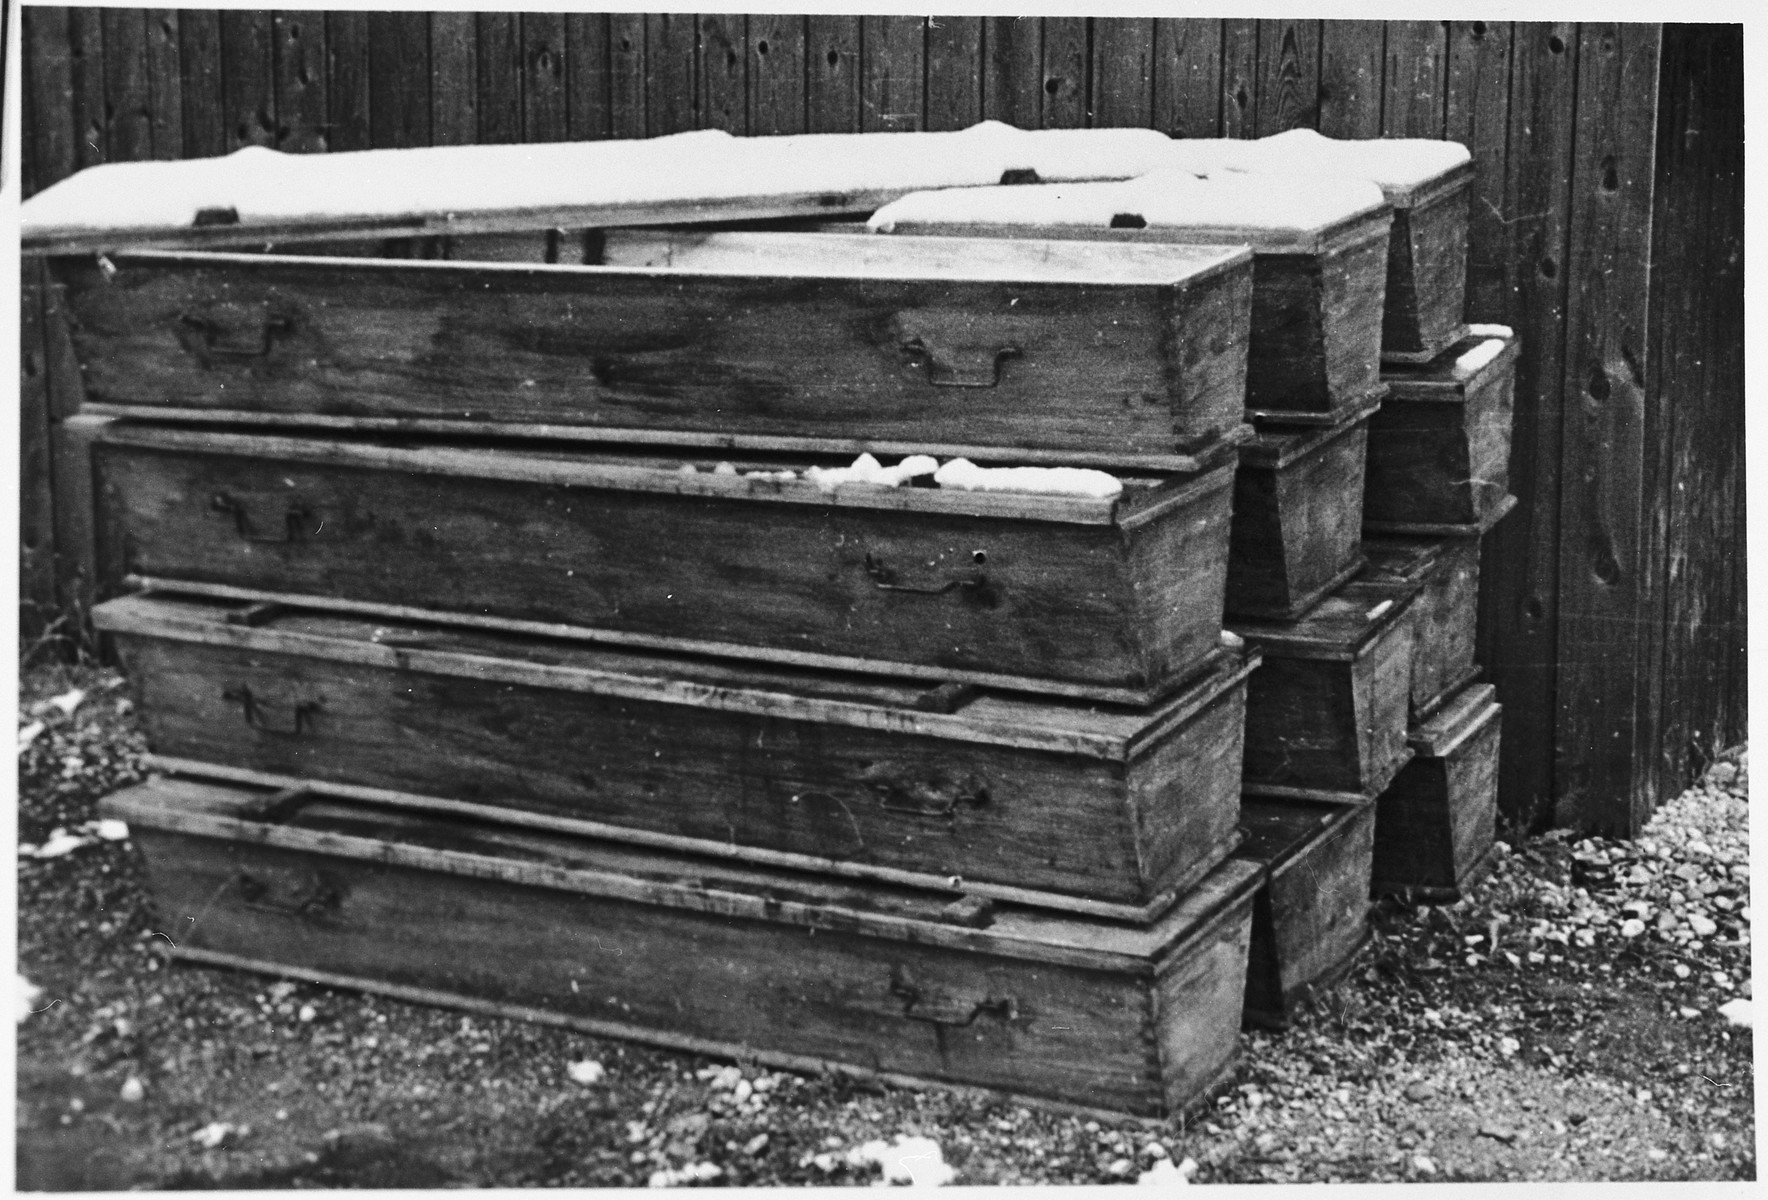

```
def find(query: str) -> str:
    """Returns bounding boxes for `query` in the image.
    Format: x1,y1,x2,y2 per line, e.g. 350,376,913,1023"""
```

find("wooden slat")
324,11,371,153
981,16,1039,129
524,11,569,142
698,13,745,133
145,11,183,160
19,263,59,640
101,9,152,162
1382,20,1447,138
1318,20,1384,139
1153,18,1221,138
367,11,430,148
924,16,981,131
607,14,647,139
69,6,105,169
23,7,77,196
1040,17,1088,129
645,13,697,135
1255,19,1320,135
1479,21,1578,833
1444,20,1513,323
861,15,923,133
476,13,523,144
805,15,860,133
219,10,275,152
564,13,613,140
428,11,477,147
1220,19,1257,137
1091,18,1152,129
747,13,805,135
266,12,322,155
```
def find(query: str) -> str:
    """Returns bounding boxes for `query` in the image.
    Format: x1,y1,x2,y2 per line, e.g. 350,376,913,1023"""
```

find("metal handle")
900,339,1021,388
210,492,311,544
890,976,1016,1027
179,308,294,359
860,763,989,818
863,552,985,597
223,685,320,736
235,870,341,921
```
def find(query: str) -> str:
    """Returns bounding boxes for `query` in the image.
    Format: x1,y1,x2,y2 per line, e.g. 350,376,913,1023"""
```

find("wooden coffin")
103,775,1262,1119
1364,329,1519,529
1357,536,1480,723
95,591,1258,917
1371,682,1502,902
1232,579,1421,801
1234,797,1376,1029
47,231,1254,469
862,177,1392,426
1162,131,1474,363
74,418,1238,704
1225,393,1379,621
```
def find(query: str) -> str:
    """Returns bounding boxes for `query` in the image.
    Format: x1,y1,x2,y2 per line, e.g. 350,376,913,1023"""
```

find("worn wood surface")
1226,398,1374,620
19,263,59,640
87,425,1236,700
109,776,1261,1117
99,593,1255,908
1236,797,1376,1027
1366,331,1518,528
1379,169,1473,360
52,238,1252,461
1360,535,1480,723
1371,682,1501,898
1232,580,1419,795
19,17,1742,835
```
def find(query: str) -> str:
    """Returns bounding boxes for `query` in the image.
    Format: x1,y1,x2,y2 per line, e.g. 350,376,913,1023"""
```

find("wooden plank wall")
16,14,1745,836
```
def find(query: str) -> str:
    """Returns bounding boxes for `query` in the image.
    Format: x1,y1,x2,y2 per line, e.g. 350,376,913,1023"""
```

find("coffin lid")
1408,682,1502,758
22,122,1183,255
1381,330,1520,398
1229,577,1424,661
95,592,1258,763
1233,796,1373,876
1161,130,1475,207
1357,536,1446,589
103,775,1266,973
1241,391,1384,469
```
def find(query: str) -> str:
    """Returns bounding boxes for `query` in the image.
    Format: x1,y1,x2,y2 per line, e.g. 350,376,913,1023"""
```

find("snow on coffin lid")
1159,129,1473,205
868,168,1390,254
22,121,1179,252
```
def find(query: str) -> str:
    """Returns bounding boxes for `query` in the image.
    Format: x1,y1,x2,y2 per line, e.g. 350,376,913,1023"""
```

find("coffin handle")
899,337,1021,388
179,309,295,359
210,491,312,543
223,685,321,736
890,975,1017,1027
863,552,986,597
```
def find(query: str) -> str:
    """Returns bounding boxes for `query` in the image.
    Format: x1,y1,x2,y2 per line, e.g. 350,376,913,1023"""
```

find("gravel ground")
15,659,1755,1188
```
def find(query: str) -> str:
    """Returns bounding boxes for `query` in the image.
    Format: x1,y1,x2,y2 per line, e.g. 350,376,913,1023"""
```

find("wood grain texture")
219,11,275,153
88,428,1238,696
19,265,59,638
68,7,106,169
646,13,697,136
103,596,1253,906
24,7,77,195
367,12,430,148
1372,685,1501,897
475,13,523,144
697,13,745,133
1317,20,1383,139
564,13,614,140
1360,535,1480,722
1445,20,1513,323
100,9,153,162
1152,19,1221,138
56,242,1252,459
861,16,923,133
273,11,328,154
1040,18,1087,129
1092,18,1153,129
323,11,370,153
922,17,979,133
1553,24,1661,836
524,12,569,142
747,13,805,135
1366,333,1517,527
145,11,185,160
1219,20,1257,138
427,12,477,147
1480,22,1577,833
1237,799,1375,1026
1255,19,1319,135
111,776,1261,1117
805,15,860,133
980,17,1039,130
1382,20,1446,138
1226,408,1371,619
607,14,647,139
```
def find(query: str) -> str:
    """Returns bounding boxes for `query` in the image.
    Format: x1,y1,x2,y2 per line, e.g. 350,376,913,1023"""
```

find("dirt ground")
14,658,1756,1188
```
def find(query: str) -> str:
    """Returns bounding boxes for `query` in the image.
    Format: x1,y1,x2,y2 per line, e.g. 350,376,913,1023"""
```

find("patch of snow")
191,1122,239,1149
1718,998,1752,1028
850,1135,956,1186
934,458,1122,499
1455,337,1508,375
119,1077,146,1102
567,1059,606,1085
33,830,91,859
18,721,45,749
24,122,1178,239
805,453,938,492
14,975,44,1022
870,168,1386,238
44,688,87,716
1162,128,1470,194
1467,323,1515,339
1137,1156,1198,1186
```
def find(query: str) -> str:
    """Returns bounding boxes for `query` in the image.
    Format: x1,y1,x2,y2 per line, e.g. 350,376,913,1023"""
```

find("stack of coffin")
25,129,1298,1118
865,137,1492,1025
